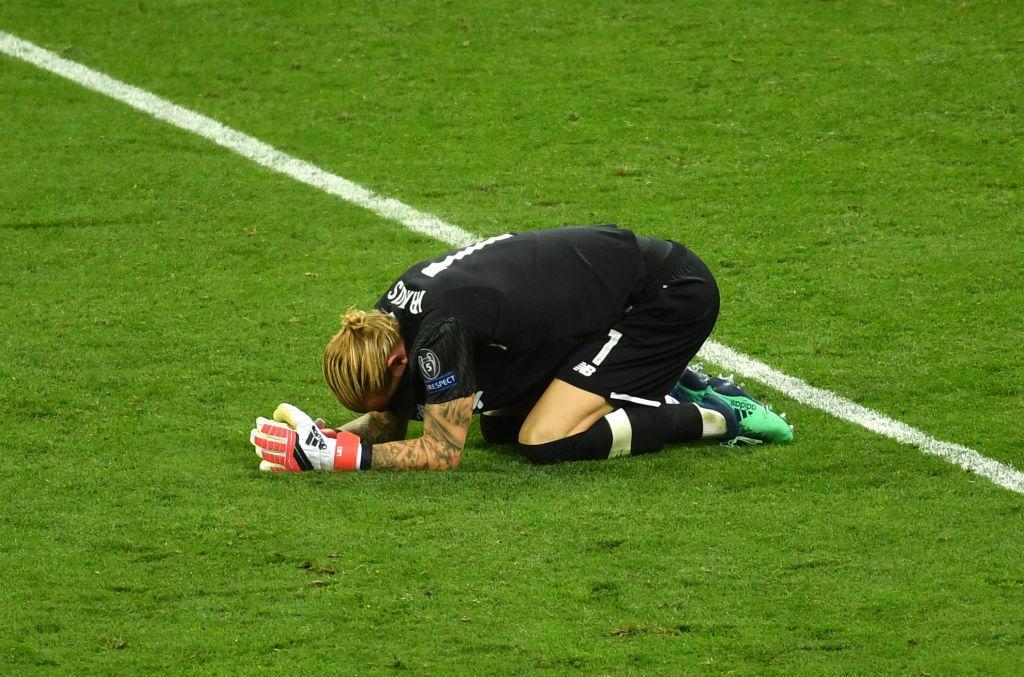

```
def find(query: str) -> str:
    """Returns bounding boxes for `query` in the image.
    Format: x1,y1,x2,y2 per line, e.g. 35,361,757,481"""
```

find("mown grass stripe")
698,342,1024,494
4,29,1019,494
0,31,478,249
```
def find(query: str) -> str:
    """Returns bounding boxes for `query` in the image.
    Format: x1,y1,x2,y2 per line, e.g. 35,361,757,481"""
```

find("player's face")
352,343,408,413
356,385,395,413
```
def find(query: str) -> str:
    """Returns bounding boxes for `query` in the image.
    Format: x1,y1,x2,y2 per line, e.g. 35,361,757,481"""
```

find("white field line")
3,30,1022,494
0,32,478,249
698,343,1024,494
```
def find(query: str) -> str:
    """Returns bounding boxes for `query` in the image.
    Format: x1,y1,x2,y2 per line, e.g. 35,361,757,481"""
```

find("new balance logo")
573,362,597,377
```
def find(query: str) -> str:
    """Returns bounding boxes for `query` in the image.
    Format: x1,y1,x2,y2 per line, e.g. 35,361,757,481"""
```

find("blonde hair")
323,308,402,411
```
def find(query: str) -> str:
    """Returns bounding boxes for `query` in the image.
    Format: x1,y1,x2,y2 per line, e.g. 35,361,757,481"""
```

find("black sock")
479,414,525,445
621,402,703,452
518,403,702,464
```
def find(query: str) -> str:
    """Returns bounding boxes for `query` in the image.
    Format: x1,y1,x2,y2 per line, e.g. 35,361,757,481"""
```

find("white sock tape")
605,409,633,458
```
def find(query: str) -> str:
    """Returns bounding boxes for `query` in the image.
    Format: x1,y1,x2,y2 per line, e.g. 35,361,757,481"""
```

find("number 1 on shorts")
592,329,622,366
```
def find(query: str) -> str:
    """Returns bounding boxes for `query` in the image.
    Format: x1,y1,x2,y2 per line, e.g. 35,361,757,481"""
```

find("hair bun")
340,307,366,331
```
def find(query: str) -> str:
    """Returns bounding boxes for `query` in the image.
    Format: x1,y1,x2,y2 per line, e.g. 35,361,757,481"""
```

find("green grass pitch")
2,1,1023,673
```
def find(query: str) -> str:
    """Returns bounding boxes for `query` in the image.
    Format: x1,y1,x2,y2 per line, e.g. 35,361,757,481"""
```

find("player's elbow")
424,447,460,470
427,441,462,470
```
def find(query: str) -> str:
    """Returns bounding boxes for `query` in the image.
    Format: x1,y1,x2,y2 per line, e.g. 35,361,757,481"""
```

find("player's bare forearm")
372,436,461,471
340,411,408,444
371,396,472,470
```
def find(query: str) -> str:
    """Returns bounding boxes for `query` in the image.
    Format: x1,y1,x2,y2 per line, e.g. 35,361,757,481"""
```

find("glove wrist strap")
359,444,374,471
333,431,370,471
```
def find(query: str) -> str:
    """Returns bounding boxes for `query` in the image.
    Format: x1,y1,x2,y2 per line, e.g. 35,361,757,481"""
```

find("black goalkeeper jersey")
374,225,685,420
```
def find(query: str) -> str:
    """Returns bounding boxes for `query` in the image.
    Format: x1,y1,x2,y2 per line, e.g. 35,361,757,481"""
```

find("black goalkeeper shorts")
556,248,720,407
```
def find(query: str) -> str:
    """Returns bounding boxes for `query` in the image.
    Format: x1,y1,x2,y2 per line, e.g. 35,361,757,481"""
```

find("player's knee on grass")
518,411,628,464
479,414,524,445
518,422,613,464
517,404,704,464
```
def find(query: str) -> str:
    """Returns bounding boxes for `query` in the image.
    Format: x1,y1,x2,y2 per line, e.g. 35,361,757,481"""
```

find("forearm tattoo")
372,397,473,470
341,411,409,444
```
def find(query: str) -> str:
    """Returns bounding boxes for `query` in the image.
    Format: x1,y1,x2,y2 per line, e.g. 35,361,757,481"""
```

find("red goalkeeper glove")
249,403,371,472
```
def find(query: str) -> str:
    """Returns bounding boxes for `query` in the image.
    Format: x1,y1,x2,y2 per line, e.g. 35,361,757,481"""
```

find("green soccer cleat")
671,366,794,446
671,365,711,404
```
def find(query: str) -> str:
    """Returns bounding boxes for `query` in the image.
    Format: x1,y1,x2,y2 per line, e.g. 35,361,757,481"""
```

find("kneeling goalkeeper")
250,225,792,472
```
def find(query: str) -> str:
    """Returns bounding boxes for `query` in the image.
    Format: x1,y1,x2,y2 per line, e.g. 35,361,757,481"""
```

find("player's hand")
314,418,340,439
250,403,367,472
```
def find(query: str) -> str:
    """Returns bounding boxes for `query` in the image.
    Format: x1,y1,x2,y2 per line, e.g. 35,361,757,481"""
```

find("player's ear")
386,342,408,372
